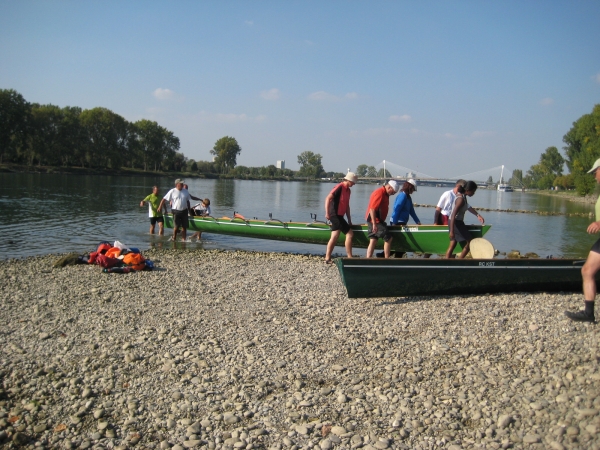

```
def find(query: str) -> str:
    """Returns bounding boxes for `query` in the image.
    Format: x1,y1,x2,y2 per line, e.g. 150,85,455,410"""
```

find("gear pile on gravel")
1,248,600,450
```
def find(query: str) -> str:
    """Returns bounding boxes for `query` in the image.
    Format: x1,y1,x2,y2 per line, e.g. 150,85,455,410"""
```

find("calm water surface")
0,173,595,259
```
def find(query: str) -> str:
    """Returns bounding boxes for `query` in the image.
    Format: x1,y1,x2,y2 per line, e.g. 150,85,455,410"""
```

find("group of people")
324,174,484,263
139,179,211,241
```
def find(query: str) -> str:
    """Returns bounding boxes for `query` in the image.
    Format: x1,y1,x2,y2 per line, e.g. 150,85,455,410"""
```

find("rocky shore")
1,249,600,450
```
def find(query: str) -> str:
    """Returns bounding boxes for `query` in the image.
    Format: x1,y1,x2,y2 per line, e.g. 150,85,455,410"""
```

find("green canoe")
335,257,588,298
163,213,491,255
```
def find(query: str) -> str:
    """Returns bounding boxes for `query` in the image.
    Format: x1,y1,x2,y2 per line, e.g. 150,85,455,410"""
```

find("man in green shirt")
566,158,600,322
140,186,164,235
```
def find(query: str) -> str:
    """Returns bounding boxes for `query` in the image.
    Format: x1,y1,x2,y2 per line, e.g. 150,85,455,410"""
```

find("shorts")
150,216,164,225
329,215,350,234
172,209,189,229
440,215,449,225
450,220,471,244
591,238,600,254
368,221,393,242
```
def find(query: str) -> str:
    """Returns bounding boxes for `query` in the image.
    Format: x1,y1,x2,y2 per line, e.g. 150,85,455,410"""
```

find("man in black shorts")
565,158,600,322
324,172,357,263
366,180,400,258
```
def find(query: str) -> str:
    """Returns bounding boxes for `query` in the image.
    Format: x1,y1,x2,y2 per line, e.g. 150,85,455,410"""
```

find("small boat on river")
163,213,491,255
334,257,588,298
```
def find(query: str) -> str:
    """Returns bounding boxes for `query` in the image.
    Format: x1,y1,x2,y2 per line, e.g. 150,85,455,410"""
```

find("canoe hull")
163,214,491,255
335,257,587,298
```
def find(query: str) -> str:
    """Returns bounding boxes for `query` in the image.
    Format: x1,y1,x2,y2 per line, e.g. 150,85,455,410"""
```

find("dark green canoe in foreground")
164,214,491,255
335,257,587,298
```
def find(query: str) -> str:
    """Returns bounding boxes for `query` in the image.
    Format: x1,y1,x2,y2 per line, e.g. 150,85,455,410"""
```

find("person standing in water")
365,180,400,258
565,158,600,322
324,172,357,263
140,186,164,235
445,181,484,259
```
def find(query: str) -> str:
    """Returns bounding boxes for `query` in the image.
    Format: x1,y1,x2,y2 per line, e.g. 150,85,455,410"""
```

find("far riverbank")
533,189,599,205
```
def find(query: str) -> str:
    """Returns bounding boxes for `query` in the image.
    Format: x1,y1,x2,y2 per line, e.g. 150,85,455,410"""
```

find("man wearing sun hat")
365,179,400,258
157,179,192,242
324,172,358,263
565,158,600,322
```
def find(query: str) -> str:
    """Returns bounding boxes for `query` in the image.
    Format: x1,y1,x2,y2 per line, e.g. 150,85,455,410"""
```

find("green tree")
486,176,493,184
356,164,368,177
563,104,600,195
0,89,31,163
508,169,523,187
366,166,377,177
297,151,324,178
211,136,241,174
377,168,392,178
539,146,565,176
80,107,129,168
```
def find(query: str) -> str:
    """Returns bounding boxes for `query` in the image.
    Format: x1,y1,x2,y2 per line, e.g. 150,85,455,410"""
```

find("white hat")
387,180,400,193
344,172,358,183
174,178,185,185
407,179,417,191
588,159,600,173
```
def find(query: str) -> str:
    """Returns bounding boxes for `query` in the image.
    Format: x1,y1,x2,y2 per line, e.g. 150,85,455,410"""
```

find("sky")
1,0,599,179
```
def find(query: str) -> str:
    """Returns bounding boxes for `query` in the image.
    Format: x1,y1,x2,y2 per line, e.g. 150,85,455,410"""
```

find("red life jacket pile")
88,242,146,271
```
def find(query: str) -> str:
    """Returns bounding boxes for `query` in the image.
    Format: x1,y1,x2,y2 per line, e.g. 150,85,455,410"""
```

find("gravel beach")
1,249,600,450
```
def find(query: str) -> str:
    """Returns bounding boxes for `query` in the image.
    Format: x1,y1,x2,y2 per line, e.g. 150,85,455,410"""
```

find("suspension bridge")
356,160,511,187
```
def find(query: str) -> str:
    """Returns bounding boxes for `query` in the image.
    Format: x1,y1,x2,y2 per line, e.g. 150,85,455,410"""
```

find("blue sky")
1,1,599,179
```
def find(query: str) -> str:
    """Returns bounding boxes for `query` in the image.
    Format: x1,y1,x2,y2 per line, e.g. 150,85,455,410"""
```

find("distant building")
276,160,285,169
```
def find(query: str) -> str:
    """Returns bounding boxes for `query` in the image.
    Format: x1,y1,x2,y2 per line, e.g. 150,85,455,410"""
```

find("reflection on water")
0,173,596,259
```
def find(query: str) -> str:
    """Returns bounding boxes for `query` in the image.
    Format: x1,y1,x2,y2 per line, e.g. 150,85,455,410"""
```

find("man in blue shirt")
390,179,421,226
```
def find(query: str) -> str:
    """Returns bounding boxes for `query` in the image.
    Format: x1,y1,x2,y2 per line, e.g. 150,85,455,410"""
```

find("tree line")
507,104,600,195
0,89,184,171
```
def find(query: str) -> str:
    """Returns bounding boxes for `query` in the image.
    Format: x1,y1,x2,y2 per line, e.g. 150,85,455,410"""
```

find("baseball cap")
387,180,400,193
344,172,358,184
407,179,417,191
588,159,600,173
174,178,185,185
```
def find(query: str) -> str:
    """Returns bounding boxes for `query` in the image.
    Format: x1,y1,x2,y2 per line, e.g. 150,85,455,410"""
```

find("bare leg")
384,238,393,258
344,229,354,258
582,251,600,300
158,222,164,236
181,229,187,241
149,223,155,235
326,230,341,261
445,241,457,259
366,238,377,258
458,241,471,259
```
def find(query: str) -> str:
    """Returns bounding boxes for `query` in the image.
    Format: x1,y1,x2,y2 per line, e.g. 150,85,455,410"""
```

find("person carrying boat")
157,179,192,242
366,180,400,258
445,181,484,259
190,198,212,241
140,186,164,236
565,158,600,322
434,179,467,225
390,179,421,226
324,172,357,263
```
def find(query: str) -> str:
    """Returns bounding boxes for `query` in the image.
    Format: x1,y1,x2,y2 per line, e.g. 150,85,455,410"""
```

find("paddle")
469,238,495,259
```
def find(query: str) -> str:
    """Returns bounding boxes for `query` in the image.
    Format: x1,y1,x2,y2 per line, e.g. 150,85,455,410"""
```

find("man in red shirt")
365,180,400,258
324,172,358,263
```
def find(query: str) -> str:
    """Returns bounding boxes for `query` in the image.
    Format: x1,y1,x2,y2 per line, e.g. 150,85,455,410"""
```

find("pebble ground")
1,249,600,450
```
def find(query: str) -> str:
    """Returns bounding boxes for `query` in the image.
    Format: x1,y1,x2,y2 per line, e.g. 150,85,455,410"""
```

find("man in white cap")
157,179,192,242
565,158,600,322
365,179,400,258
324,172,358,263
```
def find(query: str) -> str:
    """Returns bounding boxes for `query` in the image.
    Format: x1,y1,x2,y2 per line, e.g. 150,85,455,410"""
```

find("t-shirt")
163,188,191,211
194,203,212,216
143,193,162,218
365,186,389,223
596,196,600,222
436,189,456,216
452,193,468,221
390,192,420,225
327,182,351,217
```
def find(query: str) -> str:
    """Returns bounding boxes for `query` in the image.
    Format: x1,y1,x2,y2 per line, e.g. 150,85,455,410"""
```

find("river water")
0,173,595,260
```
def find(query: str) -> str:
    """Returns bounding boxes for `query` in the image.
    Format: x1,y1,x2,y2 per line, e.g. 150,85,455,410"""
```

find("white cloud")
152,88,175,100
594,73,600,83
308,91,339,101
469,130,495,139
255,115,267,123
216,113,248,122
260,88,280,100
540,97,554,106
304,40,315,46
245,20,253,26
389,114,411,123
345,92,359,100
